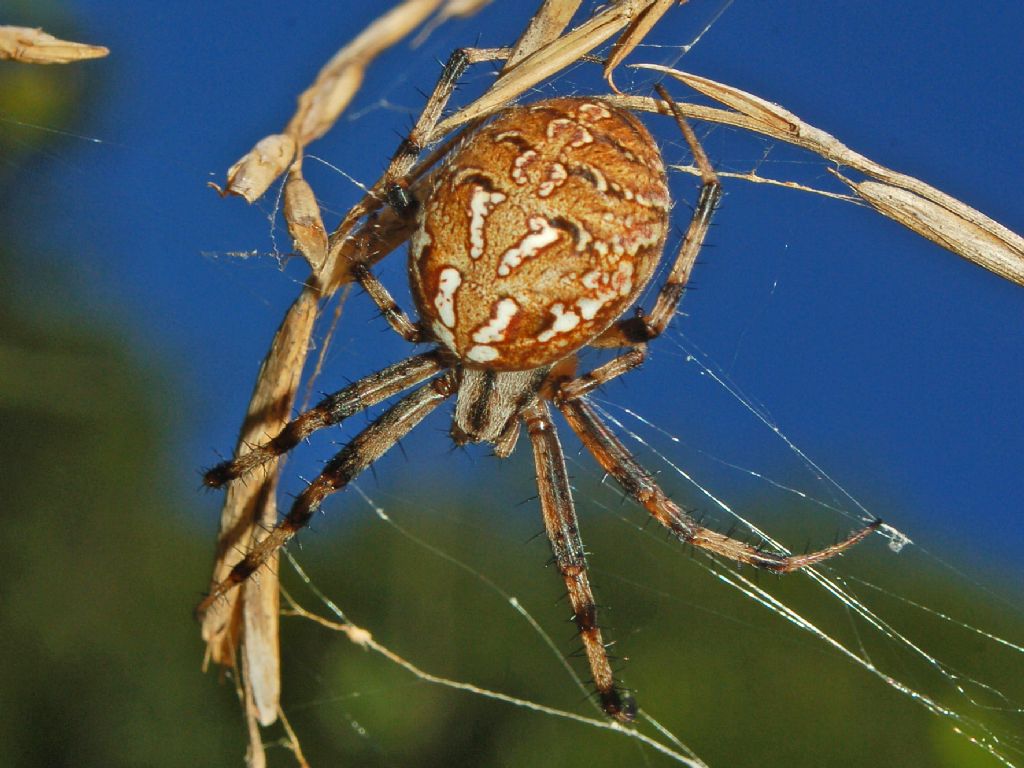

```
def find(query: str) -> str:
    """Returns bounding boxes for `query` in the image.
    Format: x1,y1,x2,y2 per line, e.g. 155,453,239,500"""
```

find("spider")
199,51,880,722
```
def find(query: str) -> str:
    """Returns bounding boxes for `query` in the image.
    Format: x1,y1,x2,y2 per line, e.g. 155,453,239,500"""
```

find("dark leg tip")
601,689,638,723
202,462,235,488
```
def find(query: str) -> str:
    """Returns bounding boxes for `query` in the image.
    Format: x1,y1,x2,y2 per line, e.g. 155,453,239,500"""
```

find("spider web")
259,13,1024,766
269,323,1023,766
580,333,1024,764
2,1,1021,766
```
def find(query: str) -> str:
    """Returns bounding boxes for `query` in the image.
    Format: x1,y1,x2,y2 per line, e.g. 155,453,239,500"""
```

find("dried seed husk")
0,25,108,63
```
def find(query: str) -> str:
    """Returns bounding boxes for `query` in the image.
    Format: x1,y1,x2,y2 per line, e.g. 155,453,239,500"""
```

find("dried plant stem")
627,65,1024,286
671,163,859,203
0,25,108,63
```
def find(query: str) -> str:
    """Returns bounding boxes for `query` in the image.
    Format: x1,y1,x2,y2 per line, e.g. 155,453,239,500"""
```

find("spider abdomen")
411,97,670,370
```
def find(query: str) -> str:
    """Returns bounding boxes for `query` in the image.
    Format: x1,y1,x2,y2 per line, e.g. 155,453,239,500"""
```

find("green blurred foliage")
0,258,241,767
0,12,240,763
263,490,1024,768
1,9,1020,767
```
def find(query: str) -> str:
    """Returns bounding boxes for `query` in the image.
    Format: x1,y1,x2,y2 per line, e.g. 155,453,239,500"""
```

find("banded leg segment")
198,373,456,616
349,262,423,343
559,396,880,571
523,401,636,723
382,46,512,196
205,352,445,487
554,347,646,404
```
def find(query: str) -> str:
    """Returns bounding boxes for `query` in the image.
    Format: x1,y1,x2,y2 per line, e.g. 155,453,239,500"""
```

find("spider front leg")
555,92,720,412
204,351,445,487
345,46,514,343
523,400,636,723
559,396,880,571
380,46,511,196
197,373,456,617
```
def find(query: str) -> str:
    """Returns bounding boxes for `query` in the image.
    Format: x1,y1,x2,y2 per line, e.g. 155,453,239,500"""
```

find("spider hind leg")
524,400,636,722
559,396,880,572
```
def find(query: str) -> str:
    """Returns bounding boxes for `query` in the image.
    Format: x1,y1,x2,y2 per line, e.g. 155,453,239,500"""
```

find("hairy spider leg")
339,47,521,346
524,400,636,722
553,88,880,569
559,396,881,571
204,352,445,487
198,374,456,617
591,85,722,351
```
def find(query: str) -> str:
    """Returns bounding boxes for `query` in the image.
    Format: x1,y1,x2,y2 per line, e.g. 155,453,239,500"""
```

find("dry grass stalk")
222,0,448,203
670,163,857,203
603,0,678,90
282,168,328,273
849,180,1024,284
631,64,1024,286
503,0,581,68
0,25,108,63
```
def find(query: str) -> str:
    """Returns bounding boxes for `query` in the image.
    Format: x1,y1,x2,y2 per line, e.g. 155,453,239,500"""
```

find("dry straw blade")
221,0,493,204
634,63,1024,287
846,180,1024,286
0,25,108,63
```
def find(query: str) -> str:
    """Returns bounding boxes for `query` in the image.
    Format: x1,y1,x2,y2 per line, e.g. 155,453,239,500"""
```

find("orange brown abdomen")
410,98,670,370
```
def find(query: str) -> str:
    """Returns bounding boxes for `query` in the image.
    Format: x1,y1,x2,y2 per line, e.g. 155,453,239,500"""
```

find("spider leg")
558,396,881,571
197,373,456,617
554,347,647,403
349,262,424,343
205,352,445,487
381,46,512,198
592,85,721,349
343,47,514,341
523,400,636,723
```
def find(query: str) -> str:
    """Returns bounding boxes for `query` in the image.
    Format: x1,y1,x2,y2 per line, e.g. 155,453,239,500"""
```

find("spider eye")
385,181,418,217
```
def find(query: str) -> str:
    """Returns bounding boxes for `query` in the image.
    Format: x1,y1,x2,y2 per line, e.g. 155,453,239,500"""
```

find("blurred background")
1,1,1022,766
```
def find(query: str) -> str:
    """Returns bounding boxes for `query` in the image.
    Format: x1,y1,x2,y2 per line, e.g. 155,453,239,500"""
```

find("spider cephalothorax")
200,68,879,722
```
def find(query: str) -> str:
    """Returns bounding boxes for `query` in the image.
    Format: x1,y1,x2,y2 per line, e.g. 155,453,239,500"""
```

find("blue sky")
6,0,1023,582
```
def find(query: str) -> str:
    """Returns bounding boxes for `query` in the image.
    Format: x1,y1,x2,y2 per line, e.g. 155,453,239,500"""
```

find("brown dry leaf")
0,25,108,63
